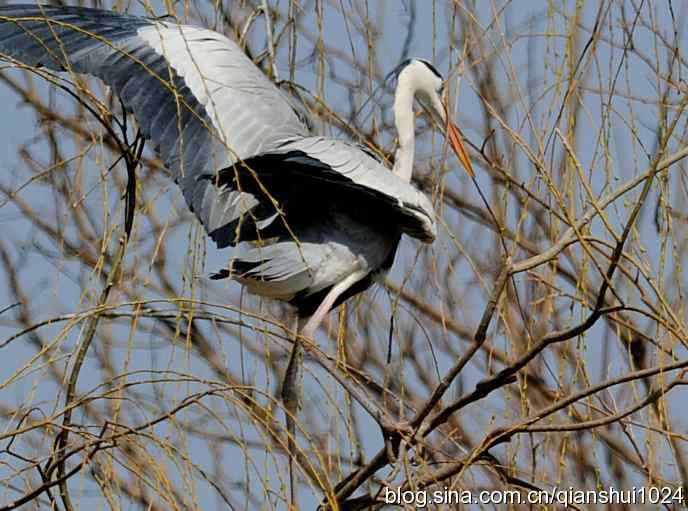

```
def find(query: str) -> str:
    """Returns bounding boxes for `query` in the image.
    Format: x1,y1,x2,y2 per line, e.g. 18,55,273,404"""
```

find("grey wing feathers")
254,137,437,242
0,4,308,238
212,242,318,301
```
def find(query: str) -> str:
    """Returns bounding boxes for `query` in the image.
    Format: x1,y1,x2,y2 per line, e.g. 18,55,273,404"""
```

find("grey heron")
0,5,472,335
0,4,474,495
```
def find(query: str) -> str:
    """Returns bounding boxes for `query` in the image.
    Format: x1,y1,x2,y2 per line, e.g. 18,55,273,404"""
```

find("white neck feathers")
392,79,416,183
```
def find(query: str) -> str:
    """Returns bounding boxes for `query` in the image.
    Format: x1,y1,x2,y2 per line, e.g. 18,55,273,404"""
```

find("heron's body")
205,135,429,316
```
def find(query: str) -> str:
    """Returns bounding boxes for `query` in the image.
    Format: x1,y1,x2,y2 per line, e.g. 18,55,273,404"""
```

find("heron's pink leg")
300,270,367,339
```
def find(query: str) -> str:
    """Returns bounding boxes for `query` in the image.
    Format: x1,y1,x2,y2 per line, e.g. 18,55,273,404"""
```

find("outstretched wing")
0,5,437,248
0,4,309,238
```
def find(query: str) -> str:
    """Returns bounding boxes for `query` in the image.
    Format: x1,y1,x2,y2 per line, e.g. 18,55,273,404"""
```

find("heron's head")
397,58,474,177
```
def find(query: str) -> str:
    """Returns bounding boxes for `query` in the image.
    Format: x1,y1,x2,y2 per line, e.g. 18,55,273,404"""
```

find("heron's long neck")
392,83,415,182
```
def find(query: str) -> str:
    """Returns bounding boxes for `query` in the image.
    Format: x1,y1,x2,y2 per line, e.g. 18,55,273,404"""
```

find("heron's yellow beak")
442,96,474,178
446,120,474,178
